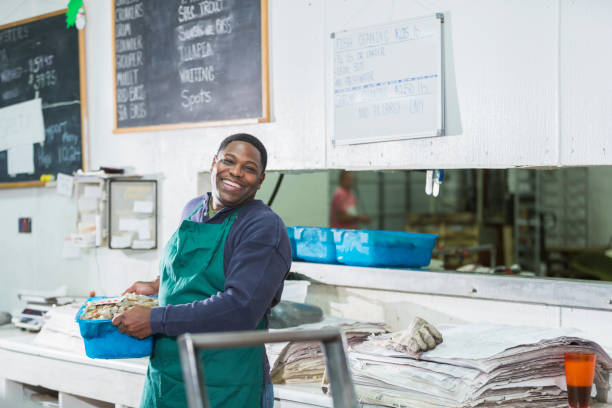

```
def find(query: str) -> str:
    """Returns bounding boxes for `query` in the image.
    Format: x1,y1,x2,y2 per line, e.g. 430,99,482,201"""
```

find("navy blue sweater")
150,193,291,383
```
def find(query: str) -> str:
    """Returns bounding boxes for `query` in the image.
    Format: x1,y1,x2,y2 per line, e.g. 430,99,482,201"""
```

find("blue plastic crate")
75,296,153,359
292,226,337,263
333,229,438,267
286,226,299,261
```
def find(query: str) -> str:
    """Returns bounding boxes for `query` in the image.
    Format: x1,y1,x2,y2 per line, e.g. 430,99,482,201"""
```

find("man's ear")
257,172,266,189
210,156,217,172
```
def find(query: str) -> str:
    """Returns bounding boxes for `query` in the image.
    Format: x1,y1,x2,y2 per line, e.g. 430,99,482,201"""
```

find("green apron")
141,203,265,408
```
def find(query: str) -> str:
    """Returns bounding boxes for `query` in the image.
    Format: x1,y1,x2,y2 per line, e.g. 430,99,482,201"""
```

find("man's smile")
222,179,243,191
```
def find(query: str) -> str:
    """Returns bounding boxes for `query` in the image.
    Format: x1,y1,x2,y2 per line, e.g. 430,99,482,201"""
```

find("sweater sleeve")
150,212,291,336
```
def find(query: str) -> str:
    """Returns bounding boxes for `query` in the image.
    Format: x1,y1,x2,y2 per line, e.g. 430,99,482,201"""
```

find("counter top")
291,261,612,311
0,327,611,407
0,326,148,374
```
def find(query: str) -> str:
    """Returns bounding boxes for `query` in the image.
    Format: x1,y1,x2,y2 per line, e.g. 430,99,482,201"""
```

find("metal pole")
322,339,359,407
178,334,208,408
178,328,359,408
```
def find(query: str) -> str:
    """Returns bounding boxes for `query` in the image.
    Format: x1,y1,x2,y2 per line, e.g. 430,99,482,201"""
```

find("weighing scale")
12,292,73,332
12,306,47,331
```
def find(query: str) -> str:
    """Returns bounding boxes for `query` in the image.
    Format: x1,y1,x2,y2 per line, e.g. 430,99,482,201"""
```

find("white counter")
1,326,611,408
0,326,147,407
0,327,334,408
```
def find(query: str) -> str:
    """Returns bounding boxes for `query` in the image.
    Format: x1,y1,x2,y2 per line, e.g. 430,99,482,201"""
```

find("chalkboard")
331,14,444,145
113,0,269,132
0,10,87,188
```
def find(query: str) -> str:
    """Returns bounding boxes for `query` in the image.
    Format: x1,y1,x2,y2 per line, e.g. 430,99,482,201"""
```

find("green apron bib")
140,203,265,408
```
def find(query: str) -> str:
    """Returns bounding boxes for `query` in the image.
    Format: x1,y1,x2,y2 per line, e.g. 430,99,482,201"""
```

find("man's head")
210,133,267,209
339,170,354,190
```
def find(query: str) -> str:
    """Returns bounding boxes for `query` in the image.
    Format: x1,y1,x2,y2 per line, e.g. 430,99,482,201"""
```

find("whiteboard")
331,14,444,145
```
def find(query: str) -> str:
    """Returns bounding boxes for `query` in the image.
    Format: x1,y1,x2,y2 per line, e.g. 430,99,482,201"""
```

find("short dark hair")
339,170,352,182
217,133,267,172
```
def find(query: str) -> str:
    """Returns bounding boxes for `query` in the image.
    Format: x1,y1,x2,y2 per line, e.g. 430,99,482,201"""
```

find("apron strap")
186,201,205,220
186,199,244,221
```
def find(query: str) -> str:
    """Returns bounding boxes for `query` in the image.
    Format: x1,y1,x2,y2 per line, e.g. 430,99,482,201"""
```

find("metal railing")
178,328,359,408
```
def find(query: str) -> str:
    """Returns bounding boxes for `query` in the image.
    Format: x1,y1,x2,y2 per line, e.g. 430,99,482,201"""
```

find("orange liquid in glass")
564,352,596,408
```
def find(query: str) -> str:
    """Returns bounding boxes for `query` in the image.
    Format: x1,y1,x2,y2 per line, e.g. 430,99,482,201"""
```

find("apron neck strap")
186,198,245,222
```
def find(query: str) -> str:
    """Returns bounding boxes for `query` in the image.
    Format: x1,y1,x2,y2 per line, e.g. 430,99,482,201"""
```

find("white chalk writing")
28,69,57,89
116,3,144,22
116,22,132,38
178,1,224,23
1,88,19,101
28,55,54,73
116,51,143,69
116,35,143,52
129,102,146,119
117,85,145,103
116,68,139,86
178,41,213,62
58,145,81,163
0,66,24,83
45,121,68,142
0,26,29,44
177,22,215,41
116,0,140,7
178,65,215,83
181,88,211,111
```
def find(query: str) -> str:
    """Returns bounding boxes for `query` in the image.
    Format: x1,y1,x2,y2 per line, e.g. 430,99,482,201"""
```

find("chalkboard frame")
112,0,270,133
0,9,88,189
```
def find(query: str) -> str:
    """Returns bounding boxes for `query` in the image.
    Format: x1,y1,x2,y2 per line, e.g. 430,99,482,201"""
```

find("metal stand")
178,328,359,408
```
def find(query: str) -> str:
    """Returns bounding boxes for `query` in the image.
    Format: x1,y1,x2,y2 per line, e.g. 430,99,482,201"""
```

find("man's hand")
112,305,153,339
122,278,159,296
389,317,443,354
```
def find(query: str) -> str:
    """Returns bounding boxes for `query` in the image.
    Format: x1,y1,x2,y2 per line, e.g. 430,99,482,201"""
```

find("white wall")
1,0,612,314
560,0,612,166
326,0,560,169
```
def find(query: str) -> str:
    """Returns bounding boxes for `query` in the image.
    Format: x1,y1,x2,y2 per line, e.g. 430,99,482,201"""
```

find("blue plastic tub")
286,226,299,261
75,296,153,359
292,226,337,263
333,229,438,267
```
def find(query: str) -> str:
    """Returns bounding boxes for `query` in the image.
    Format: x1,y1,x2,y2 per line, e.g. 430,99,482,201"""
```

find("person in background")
112,133,292,408
330,170,370,229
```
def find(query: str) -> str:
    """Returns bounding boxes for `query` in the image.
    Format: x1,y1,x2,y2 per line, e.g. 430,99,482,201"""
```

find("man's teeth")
224,180,241,188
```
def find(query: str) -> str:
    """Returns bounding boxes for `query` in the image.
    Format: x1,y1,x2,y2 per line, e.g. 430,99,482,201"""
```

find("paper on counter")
56,173,74,197
0,98,45,151
7,143,34,175
133,200,154,213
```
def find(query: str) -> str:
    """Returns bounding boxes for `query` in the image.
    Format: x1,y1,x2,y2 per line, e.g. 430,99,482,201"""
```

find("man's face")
340,172,354,189
210,141,265,209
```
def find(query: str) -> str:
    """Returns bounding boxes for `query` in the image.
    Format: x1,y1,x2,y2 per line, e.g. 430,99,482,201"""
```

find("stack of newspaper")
33,303,86,354
351,323,612,407
268,317,387,384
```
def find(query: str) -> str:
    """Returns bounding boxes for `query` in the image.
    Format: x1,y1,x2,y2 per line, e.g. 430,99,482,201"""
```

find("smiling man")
114,133,291,408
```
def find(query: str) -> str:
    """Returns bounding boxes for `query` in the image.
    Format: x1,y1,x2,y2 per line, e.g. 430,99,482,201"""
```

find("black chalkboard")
0,10,86,188
113,0,269,131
